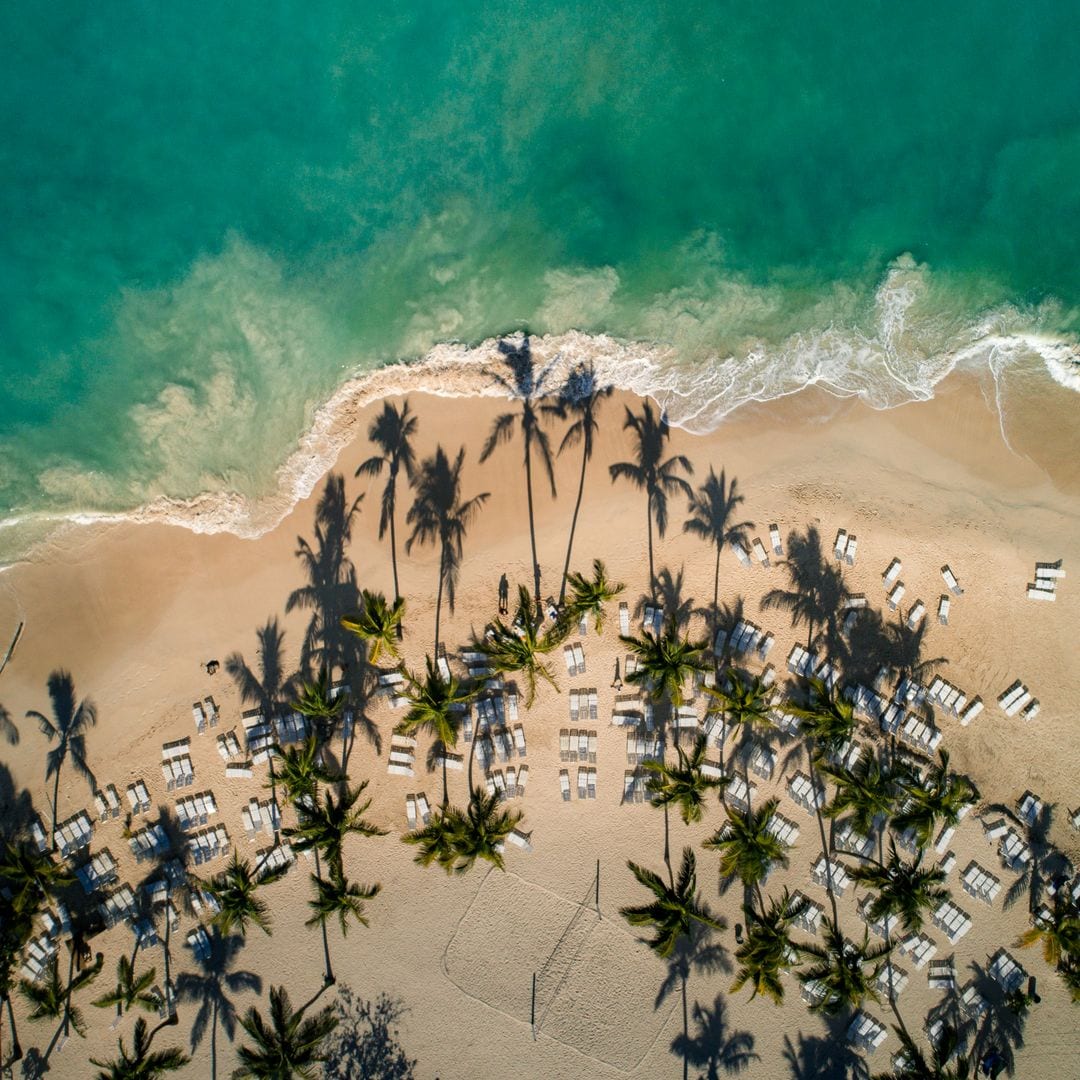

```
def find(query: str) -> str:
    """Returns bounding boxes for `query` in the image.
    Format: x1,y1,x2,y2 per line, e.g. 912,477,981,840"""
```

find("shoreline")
4,324,1080,569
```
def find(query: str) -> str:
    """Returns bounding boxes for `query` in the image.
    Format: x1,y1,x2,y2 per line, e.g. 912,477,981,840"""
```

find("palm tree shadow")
979,799,1071,915
653,566,696,631
174,929,262,1080
761,527,849,659
286,473,365,683
0,701,18,746
964,958,1029,1074
0,760,37,835
655,922,732,1011
671,992,758,1079
782,1013,870,1080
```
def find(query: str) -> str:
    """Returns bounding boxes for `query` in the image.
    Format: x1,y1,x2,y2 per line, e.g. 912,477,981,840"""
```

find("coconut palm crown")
642,734,728,825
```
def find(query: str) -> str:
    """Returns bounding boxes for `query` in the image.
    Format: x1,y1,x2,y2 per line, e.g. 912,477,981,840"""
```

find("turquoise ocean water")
3,2,1080,555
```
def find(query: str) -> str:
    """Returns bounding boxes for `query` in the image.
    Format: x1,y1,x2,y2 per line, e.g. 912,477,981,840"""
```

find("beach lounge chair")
577,729,589,761
559,770,571,801
845,535,857,565
1027,584,1056,600
513,724,526,756
587,768,597,799
588,690,598,720
569,691,580,724
577,767,588,800
573,643,586,673
1003,687,1032,718
505,766,517,798
1021,699,1040,721
769,523,782,555
567,728,578,762
998,680,1025,710
416,794,431,824
730,540,751,568
887,582,905,609
937,595,950,625
619,601,630,635
492,771,507,800
906,601,925,628
834,529,847,559
192,702,206,733
587,730,597,762
883,557,902,586
752,538,770,566
225,764,254,779
564,645,576,675
931,900,973,943
940,565,962,595
437,653,452,681
898,933,937,970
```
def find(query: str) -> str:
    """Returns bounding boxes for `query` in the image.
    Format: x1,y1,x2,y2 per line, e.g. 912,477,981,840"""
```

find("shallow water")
2,1,1079,550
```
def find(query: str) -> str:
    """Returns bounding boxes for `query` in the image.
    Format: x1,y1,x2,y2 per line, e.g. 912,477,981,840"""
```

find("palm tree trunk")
646,491,656,598
49,764,63,850
388,491,401,608
433,546,447,657
558,441,590,606
162,900,173,1018
524,429,542,608
441,755,449,810
680,973,690,1080
210,997,219,1080
712,543,721,634
2,994,21,1068
313,849,335,987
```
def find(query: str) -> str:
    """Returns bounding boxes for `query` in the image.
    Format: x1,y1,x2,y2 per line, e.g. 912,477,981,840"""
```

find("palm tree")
272,737,342,808
849,840,950,936
704,668,775,776
622,620,708,708
730,888,810,1004
642,734,728,825
555,361,613,603
704,799,790,914
620,848,722,958
475,586,566,707
396,656,475,806
761,526,849,655
821,749,912,859
340,590,406,666
479,339,563,606
0,840,74,917
445,787,522,875
891,749,977,850
355,399,419,604
564,559,625,634
798,916,891,1016
174,930,261,1080
197,853,285,939
19,952,102,1039
1015,895,1080,973
291,667,345,748
91,1016,190,1079
873,1022,972,1080
682,468,753,631
283,781,386,879
26,670,97,848
402,806,461,874
92,954,159,1019
233,984,338,1080
0,911,32,1069
609,401,694,593
305,872,380,938
405,445,490,653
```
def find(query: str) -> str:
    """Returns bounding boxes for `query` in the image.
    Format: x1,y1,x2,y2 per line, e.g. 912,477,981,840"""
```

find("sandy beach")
1,361,1078,1078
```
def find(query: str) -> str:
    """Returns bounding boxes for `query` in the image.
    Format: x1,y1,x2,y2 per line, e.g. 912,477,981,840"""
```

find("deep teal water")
2,1,1079,540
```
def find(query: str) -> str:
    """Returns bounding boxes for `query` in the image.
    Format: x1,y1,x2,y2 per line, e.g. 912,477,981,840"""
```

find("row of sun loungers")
997,679,1039,720
931,899,973,943
611,693,652,728
486,766,529,800
766,812,800,847
847,1011,887,1052
623,770,649,803
559,767,597,800
55,811,93,859
559,728,598,762
898,932,937,970
76,850,118,894
130,823,170,863
834,822,874,859
961,861,1002,905
176,791,217,829
99,884,138,928
21,932,58,982
789,891,824,934
242,798,281,839
567,689,599,723
563,642,587,675
833,529,858,565
405,793,432,828
162,755,195,790
726,619,774,660
1027,559,1064,600
192,696,219,732
625,732,664,764
724,773,756,812
255,841,296,879
387,732,416,777
94,784,122,821
642,606,664,634
899,714,943,755
787,772,825,812
811,855,850,896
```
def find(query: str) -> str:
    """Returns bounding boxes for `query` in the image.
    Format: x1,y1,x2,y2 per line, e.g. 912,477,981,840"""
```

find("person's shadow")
498,574,509,615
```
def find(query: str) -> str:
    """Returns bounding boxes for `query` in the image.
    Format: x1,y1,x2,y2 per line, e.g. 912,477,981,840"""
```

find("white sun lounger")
569,691,580,724
619,601,630,635
1027,584,1055,600
587,768,597,799
507,827,532,852
941,565,963,594
1035,561,1065,578
1021,699,1040,721
225,764,253,779
564,645,576,675
731,540,752,567
906,601,926,629
560,729,571,761
415,793,431,824
937,595,950,624
834,529,847,559
1003,688,1032,717
998,681,1025,710
887,582,905,609
577,767,588,799
845,535,857,565
387,763,414,777
513,724,526,756
573,643,586,673
192,702,207,733
504,766,517,797
713,628,727,656
577,730,589,760
769,524,782,555
959,697,983,726
883,558,902,586
559,770,571,801
752,538,769,566
516,766,530,796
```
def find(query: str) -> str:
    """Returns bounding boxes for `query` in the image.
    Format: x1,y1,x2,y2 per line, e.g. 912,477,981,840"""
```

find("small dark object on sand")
205,659,219,675
734,923,744,944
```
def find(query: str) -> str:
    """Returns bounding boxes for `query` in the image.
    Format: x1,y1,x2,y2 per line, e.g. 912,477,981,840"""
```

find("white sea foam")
3,256,1078,565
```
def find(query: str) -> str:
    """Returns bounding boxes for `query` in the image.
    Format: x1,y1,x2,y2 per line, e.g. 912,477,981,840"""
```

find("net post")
595,858,600,916
531,971,537,1039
